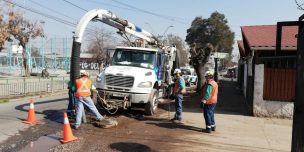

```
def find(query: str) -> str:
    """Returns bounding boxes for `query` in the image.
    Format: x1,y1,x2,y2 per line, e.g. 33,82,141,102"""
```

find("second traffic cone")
60,112,78,144
23,99,38,125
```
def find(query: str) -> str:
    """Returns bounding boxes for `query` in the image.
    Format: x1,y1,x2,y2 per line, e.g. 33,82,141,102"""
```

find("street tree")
86,27,116,71
7,11,44,77
0,1,11,51
0,1,44,76
186,11,234,91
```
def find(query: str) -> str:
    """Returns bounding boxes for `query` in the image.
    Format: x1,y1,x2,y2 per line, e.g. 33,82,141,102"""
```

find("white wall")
253,64,294,118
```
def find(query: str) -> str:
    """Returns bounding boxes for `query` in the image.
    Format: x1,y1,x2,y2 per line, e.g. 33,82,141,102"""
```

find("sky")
10,0,304,60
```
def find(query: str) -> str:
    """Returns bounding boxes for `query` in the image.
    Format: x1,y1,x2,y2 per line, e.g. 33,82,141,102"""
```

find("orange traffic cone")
60,112,78,144
23,99,38,125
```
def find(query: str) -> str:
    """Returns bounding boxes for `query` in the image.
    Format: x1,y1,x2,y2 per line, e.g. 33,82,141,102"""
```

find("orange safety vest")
75,77,92,97
206,79,218,104
174,77,186,95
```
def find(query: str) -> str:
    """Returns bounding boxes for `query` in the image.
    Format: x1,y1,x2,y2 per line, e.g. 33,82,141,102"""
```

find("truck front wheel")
145,89,159,116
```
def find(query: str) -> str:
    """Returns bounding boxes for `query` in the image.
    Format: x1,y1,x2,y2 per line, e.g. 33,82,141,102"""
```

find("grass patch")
0,99,9,103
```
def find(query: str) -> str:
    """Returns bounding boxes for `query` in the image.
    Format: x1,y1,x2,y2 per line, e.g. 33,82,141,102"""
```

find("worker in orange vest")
74,70,104,129
171,69,186,123
201,70,218,133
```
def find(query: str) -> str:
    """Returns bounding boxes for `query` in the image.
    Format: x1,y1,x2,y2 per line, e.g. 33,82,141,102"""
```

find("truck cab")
96,46,169,115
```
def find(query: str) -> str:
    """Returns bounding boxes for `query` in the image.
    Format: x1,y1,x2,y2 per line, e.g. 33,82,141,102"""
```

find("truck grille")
105,75,134,88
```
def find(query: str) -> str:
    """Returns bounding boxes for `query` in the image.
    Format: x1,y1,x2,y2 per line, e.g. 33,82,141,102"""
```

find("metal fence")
0,76,70,98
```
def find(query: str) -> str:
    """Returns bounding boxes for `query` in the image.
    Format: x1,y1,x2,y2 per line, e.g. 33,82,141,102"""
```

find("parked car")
181,68,197,86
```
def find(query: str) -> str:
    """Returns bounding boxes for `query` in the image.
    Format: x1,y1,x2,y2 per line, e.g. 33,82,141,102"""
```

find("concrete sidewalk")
177,81,292,151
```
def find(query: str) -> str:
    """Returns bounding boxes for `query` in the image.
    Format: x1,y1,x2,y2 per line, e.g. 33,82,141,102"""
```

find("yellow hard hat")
80,70,89,76
205,70,214,77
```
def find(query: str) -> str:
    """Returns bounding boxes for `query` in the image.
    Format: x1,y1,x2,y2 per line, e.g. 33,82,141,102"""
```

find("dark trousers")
203,103,217,127
174,94,183,120
67,91,75,113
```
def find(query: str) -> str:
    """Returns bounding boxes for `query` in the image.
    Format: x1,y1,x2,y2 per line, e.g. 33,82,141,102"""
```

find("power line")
27,0,99,32
28,0,78,21
59,0,118,35
109,0,189,25
295,0,304,10
2,0,76,27
1,0,100,35
3,0,126,42
87,0,136,11
62,0,88,12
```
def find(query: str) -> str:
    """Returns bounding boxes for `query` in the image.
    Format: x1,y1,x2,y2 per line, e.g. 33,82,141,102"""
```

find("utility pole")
291,14,304,152
214,58,218,82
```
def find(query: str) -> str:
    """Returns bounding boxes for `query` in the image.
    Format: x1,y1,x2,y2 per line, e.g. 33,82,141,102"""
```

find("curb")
9,92,68,102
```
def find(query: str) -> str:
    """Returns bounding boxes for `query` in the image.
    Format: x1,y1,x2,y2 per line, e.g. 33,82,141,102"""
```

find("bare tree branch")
295,0,304,10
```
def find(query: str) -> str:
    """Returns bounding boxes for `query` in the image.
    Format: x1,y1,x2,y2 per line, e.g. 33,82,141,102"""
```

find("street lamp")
160,25,174,45
144,22,155,35
162,25,174,36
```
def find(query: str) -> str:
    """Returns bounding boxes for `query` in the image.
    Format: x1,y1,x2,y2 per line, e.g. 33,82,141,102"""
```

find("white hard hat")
80,70,89,76
174,69,181,74
205,70,214,76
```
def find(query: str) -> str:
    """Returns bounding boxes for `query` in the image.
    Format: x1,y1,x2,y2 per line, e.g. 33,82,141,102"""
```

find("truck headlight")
138,81,152,88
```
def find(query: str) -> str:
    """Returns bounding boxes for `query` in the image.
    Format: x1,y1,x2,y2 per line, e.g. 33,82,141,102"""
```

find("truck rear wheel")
145,89,159,116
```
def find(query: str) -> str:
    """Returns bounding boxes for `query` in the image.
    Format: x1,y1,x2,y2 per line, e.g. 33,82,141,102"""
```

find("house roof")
241,25,298,50
237,40,245,57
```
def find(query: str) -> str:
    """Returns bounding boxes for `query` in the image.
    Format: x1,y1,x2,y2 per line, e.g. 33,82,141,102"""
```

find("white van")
181,68,197,86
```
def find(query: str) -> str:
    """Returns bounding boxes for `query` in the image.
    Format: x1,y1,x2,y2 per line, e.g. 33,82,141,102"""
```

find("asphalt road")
0,95,69,151
0,81,292,152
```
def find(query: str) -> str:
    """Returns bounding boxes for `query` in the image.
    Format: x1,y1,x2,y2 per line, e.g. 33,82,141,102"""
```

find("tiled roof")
241,25,298,49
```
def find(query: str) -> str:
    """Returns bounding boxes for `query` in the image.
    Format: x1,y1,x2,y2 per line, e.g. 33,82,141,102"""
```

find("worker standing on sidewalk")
74,70,104,129
201,71,218,133
171,69,186,123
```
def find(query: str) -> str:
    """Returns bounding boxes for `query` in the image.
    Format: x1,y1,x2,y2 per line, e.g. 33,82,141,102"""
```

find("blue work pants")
174,94,183,120
75,96,103,128
203,103,217,128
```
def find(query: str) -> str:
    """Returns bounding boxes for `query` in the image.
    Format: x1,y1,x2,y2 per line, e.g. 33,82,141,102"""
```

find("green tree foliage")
186,11,234,91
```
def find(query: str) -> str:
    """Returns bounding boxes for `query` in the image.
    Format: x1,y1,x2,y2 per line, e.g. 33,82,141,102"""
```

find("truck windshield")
112,49,156,69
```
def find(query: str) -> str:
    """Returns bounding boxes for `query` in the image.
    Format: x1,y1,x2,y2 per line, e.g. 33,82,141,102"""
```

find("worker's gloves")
92,85,96,90
201,99,207,104
200,99,206,109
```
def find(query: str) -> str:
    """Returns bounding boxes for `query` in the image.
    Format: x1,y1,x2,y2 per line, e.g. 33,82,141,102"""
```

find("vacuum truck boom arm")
74,9,158,45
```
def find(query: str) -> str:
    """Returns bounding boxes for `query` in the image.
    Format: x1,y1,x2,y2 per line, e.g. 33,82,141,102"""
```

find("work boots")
211,126,216,131
202,127,212,133
206,128,211,133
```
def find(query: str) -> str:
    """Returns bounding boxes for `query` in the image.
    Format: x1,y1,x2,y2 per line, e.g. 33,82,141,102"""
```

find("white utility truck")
70,9,180,115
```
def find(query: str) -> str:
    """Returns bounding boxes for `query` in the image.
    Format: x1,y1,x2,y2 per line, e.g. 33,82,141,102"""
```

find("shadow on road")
14,97,68,123
146,121,202,133
160,80,251,116
14,97,68,114
109,142,152,152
